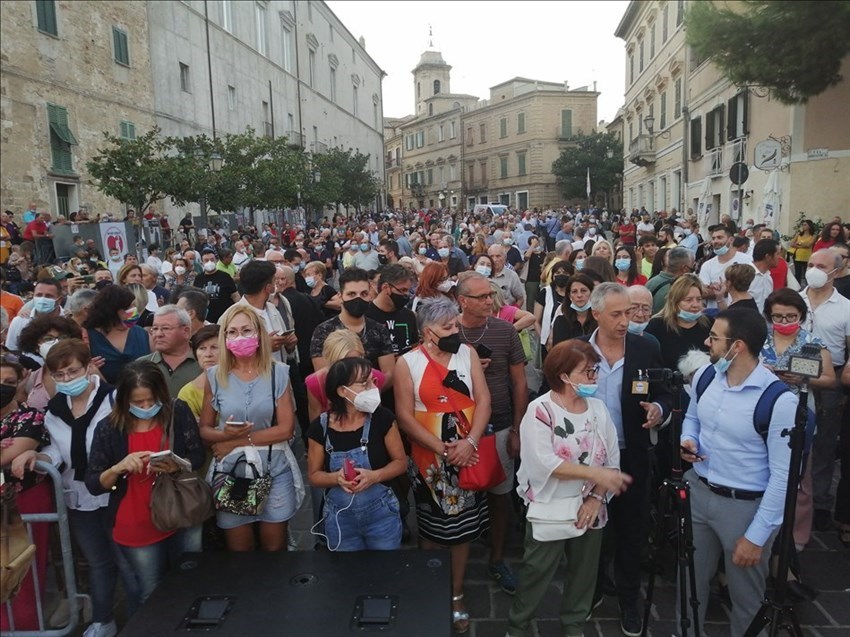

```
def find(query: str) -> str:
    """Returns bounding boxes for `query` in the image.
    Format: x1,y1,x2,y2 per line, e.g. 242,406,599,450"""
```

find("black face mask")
377,254,389,265
389,292,409,311
553,274,570,288
343,297,370,318
94,279,112,290
437,333,461,354
0,383,17,408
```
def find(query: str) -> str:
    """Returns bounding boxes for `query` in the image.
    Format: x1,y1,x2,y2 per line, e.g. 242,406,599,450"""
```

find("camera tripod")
743,381,809,637
641,370,701,637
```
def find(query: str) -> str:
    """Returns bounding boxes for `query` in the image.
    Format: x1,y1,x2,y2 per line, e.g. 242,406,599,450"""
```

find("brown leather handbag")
1,478,37,603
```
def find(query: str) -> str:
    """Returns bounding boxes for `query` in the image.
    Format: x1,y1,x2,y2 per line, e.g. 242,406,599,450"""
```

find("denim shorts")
323,488,402,552
216,467,298,529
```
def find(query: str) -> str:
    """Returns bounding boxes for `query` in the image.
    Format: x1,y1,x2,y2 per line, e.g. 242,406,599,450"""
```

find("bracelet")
247,433,254,447
587,492,606,503
442,446,449,458
466,437,478,452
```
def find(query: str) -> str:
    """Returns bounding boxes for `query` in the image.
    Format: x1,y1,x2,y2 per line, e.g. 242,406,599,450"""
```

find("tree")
551,132,623,203
686,1,850,104
86,127,173,214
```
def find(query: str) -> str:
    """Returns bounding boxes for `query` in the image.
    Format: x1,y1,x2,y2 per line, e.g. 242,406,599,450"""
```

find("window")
639,39,644,73
517,112,526,134
517,152,527,176
47,103,77,173
221,0,233,32
112,27,130,66
499,117,507,138
255,2,267,56
677,0,684,26
500,156,508,179
179,62,191,92
308,49,316,87
438,124,444,142
119,121,136,140
689,117,702,158
281,26,293,72
329,24,334,42
307,0,312,21
415,130,424,148
629,54,634,84
479,122,486,143
726,92,749,140
329,66,336,101
427,169,433,185
662,4,669,42
428,103,433,116
433,80,441,95
674,78,682,118
450,120,456,139
466,127,473,146
449,163,457,180
227,85,236,110
650,23,656,58
560,109,572,138
36,0,57,36
660,91,667,129
288,113,295,135
705,105,724,150
353,85,358,117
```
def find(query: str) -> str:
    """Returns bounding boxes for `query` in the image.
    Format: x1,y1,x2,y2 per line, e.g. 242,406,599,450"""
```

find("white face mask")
437,280,454,293
203,261,217,273
347,386,381,414
39,338,59,359
174,266,187,276
805,266,833,289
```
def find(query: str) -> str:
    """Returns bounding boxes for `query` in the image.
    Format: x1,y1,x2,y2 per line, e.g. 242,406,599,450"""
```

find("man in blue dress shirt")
681,307,797,637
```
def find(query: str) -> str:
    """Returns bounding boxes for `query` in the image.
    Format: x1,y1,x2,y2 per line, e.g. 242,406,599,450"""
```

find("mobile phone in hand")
343,458,357,481
475,343,492,359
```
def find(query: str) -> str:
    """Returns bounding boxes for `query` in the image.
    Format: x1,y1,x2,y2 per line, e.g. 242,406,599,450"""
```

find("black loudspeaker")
119,550,452,636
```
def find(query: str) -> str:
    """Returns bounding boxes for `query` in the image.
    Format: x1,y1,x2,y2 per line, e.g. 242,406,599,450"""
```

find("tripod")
743,382,808,637
641,371,701,637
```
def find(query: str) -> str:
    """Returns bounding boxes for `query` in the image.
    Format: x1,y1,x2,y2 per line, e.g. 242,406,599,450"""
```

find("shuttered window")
120,121,136,140
561,109,573,138
36,0,57,36
113,27,130,65
47,104,77,173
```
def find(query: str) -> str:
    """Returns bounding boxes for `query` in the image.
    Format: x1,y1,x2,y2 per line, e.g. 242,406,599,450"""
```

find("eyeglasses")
50,367,85,382
770,313,800,324
225,329,258,339
577,365,600,379
707,334,733,343
461,292,495,301
630,304,651,315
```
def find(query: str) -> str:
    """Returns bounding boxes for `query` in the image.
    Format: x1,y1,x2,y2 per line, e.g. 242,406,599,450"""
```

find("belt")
698,476,763,501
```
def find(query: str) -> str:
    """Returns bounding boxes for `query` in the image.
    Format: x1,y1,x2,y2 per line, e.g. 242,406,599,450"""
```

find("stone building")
0,0,156,215
615,0,850,234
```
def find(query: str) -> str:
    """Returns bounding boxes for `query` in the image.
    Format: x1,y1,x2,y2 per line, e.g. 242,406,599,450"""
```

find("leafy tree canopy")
686,1,850,104
551,132,623,202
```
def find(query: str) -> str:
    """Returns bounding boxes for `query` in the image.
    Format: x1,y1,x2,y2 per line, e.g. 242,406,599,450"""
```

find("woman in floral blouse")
507,340,631,637
1,356,50,631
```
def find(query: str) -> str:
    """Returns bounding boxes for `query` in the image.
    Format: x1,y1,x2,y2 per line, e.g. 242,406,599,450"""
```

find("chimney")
593,80,597,92
358,36,366,49
564,81,570,91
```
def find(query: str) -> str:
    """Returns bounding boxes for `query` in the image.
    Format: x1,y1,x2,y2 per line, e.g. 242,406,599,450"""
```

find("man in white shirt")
488,244,525,307
698,224,752,311
232,240,252,270
748,239,778,312
5,279,63,351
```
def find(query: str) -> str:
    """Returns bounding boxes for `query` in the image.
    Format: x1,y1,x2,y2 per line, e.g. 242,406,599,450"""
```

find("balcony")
726,138,747,167
285,131,304,148
708,147,724,177
628,135,655,167
310,141,328,154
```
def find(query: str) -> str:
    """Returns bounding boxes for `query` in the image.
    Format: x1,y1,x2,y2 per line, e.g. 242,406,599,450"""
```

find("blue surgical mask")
713,345,738,374
418,247,427,256
714,244,730,256
129,401,163,420
574,259,585,271
563,378,598,398
628,320,649,335
614,258,631,272
570,302,591,312
305,276,317,288
55,375,90,397
503,238,513,246
438,247,450,258
33,297,57,314
359,243,370,252
678,309,703,322
475,265,492,277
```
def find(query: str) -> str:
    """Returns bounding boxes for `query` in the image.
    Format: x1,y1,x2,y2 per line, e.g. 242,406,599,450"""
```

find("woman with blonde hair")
590,239,614,264
645,274,712,371
199,305,304,551
117,263,143,287
303,260,341,318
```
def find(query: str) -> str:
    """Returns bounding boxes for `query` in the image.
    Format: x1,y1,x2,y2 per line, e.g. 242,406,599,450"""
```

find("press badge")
632,370,649,395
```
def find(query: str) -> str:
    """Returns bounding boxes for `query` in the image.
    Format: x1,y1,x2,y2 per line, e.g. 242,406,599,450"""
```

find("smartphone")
475,343,493,359
149,450,173,462
281,329,296,336
343,458,357,481
224,420,248,428
680,445,706,461
82,275,95,284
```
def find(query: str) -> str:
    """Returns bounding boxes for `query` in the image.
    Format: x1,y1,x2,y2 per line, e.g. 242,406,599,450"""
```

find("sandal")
452,593,470,634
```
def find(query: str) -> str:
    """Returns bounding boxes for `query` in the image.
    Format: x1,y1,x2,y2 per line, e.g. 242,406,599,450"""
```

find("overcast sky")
326,0,631,123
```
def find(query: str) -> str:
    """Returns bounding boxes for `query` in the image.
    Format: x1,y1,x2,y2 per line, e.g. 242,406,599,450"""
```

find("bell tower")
412,26,451,116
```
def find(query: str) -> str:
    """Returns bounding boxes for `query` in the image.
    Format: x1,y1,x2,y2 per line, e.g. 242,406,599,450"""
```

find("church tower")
412,27,451,116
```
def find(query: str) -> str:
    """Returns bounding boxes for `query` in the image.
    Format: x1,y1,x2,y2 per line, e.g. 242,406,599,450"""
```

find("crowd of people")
1,203,849,637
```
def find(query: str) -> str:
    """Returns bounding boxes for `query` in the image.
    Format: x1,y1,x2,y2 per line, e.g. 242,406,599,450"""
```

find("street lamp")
606,149,614,160
643,115,670,139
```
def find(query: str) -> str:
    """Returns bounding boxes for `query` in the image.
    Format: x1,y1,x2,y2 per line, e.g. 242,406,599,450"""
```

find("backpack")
694,366,790,443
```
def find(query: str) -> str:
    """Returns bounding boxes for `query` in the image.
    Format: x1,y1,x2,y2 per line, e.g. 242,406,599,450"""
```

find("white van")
472,204,509,219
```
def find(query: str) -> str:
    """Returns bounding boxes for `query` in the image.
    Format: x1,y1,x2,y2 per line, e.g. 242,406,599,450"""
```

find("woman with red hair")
411,262,457,312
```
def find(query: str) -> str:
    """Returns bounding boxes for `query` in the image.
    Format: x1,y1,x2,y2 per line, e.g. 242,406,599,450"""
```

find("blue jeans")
117,526,198,608
68,508,139,621
324,488,402,552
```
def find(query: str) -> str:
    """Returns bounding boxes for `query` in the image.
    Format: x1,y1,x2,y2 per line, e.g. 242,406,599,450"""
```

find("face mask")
123,307,140,328
438,248,450,258
574,259,585,271
343,297,370,318
475,265,492,277
614,258,631,272
805,267,832,289
503,238,513,246
305,276,317,288
110,255,122,262
33,297,56,314
436,333,461,354
390,292,410,311
174,266,187,276
714,244,730,257
773,321,800,336
349,245,358,253
94,279,112,290
713,344,738,374
203,261,217,273
437,280,454,293
226,335,260,358
55,375,90,397
39,338,59,359
570,301,591,312
129,401,163,419
553,274,569,288
628,320,649,335
346,386,381,414
683,228,693,236
0,384,16,408
588,228,597,237
377,254,389,265
418,247,427,256
678,309,703,323
359,243,370,252
563,377,598,398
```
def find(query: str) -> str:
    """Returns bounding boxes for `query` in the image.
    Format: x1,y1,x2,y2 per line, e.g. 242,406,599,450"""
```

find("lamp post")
605,148,614,209
196,150,223,230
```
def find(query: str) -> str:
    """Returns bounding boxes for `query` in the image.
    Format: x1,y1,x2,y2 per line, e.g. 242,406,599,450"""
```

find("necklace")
550,389,583,413
459,315,489,344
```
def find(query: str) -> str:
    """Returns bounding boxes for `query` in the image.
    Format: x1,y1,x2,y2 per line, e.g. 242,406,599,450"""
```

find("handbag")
421,346,505,491
150,412,214,532
211,448,273,516
1,477,36,603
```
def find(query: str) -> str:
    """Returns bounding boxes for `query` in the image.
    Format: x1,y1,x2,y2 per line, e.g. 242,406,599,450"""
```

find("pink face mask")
226,335,259,358
772,321,800,336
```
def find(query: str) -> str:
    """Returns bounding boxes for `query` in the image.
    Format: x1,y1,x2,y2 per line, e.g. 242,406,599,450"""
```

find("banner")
586,168,591,198
99,222,129,258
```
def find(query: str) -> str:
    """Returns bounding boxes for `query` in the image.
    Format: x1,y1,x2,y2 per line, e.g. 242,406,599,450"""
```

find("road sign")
729,162,749,185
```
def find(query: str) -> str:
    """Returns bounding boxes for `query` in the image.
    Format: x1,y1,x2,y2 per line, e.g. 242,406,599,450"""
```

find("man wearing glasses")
137,305,200,396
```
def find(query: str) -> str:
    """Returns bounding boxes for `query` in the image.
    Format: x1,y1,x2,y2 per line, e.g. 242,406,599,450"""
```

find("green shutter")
500,118,507,138
47,104,75,173
517,112,525,134
561,109,572,137
500,156,508,178
36,0,58,36
113,28,129,65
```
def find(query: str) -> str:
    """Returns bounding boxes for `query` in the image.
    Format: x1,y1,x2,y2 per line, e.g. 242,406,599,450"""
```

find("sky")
327,0,631,123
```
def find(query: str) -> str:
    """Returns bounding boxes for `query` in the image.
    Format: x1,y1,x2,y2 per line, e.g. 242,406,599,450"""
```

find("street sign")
729,162,749,185
754,139,781,170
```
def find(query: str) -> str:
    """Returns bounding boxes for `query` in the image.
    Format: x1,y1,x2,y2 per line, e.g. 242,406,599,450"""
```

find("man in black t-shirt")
366,264,419,356
193,250,240,322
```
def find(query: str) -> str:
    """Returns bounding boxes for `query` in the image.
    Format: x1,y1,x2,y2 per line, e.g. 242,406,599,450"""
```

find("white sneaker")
83,620,117,637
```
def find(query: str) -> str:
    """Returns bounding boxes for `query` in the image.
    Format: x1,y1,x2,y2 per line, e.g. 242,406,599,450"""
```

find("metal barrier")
3,461,80,637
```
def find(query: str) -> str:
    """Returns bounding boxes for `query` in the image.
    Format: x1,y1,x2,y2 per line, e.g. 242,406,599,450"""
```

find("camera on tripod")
787,343,822,380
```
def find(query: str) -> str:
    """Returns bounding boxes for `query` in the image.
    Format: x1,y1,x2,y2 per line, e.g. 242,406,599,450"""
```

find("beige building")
615,0,850,235
0,0,156,215
386,48,600,212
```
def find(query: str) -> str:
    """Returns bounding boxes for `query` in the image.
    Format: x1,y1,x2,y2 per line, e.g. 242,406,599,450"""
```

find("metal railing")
708,147,724,176
4,461,81,637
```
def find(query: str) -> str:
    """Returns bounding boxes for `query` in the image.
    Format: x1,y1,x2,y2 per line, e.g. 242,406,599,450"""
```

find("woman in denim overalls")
306,358,407,551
